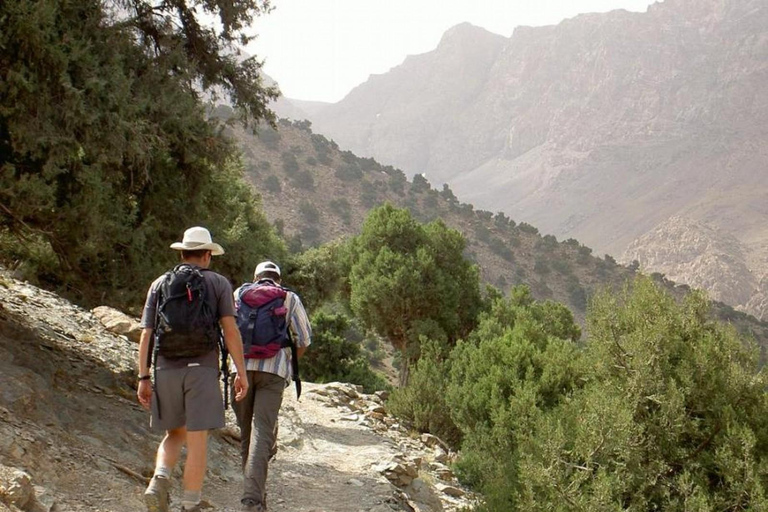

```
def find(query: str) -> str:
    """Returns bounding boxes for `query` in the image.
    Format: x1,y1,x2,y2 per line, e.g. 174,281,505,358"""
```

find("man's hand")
137,380,152,410
233,373,249,402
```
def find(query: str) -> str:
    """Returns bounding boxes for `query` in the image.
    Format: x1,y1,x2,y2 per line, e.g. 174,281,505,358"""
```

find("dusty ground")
0,272,474,512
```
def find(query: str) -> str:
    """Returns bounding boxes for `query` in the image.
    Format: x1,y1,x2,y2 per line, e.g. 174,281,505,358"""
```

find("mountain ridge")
284,0,768,320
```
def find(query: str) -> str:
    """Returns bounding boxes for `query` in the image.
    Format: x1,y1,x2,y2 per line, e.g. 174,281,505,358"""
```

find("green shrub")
264,175,281,193
488,237,514,262
281,151,300,176
302,311,388,393
360,181,379,207
533,259,550,275
291,169,315,190
474,224,491,243
446,289,583,495
411,174,431,194
299,225,321,246
517,222,539,235
390,174,406,194
257,124,281,149
566,279,587,312
470,278,768,511
335,163,363,181
387,339,462,447
329,198,352,224
298,200,320,222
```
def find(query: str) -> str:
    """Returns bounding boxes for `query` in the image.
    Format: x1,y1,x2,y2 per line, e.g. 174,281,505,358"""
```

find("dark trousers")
232,371,285,506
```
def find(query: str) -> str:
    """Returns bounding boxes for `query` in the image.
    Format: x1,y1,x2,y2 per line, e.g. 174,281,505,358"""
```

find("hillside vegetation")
223,115,768,352
227,115,633,318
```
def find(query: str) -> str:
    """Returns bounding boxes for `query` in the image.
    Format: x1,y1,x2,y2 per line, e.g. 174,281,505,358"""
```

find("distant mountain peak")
437,22,504,47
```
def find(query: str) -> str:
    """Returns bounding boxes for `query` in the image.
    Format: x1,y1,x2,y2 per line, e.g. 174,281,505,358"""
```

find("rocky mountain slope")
0,270,476,512
227,118,638,320
228,115,768,340
624,216,768,320
294,0,768,319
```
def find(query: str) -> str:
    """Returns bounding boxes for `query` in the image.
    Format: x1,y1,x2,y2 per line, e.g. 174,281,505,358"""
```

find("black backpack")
148,264,231,416
154,264,219,359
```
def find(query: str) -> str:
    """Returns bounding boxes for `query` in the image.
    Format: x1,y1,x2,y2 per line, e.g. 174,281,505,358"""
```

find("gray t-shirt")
141,265,236,369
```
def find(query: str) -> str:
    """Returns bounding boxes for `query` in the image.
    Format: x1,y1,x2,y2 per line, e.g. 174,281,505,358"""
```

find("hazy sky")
247,0,659,103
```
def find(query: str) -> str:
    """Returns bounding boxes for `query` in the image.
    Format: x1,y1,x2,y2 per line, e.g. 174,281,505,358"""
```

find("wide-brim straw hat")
170,226,225,256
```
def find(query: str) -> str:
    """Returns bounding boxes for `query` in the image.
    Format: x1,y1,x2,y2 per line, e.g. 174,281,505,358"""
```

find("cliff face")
301,0,768,319
623,216,768,320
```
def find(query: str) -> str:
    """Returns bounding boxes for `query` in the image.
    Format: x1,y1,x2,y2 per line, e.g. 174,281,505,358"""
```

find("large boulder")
0,466,33,511
91,306,142,343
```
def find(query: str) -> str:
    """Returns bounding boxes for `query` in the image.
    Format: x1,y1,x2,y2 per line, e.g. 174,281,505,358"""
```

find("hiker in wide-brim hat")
137,225,247,512
169,226,225,256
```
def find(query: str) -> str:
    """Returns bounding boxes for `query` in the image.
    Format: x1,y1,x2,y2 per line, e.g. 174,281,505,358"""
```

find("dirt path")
203,386,411,512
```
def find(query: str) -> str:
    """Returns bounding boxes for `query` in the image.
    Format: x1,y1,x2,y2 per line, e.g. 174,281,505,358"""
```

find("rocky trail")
0,271,476,512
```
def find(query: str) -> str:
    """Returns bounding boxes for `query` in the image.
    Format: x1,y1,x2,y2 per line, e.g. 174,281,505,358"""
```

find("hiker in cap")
137,226,248,512
233,260,312,512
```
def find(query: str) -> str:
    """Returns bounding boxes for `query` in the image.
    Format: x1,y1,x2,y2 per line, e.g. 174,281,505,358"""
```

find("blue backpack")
236,282,292,359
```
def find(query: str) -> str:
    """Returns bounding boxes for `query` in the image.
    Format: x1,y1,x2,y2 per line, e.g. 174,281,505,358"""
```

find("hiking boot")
144,476,171,512
240,498,265,512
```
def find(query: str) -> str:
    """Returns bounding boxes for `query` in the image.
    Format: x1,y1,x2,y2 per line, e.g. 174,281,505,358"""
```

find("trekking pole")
219,334,230,409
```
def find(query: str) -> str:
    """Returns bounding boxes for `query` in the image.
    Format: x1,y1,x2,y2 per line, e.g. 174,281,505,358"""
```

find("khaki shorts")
150,365,224,432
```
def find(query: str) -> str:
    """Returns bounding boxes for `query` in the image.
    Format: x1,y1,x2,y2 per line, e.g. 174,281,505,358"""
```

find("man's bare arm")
220,316,246,376
138,328,152,376
220,315,249,401
137,328,153,409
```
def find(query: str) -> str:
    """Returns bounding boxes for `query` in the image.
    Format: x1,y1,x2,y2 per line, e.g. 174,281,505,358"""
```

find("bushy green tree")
0,0,281,308
348,204,481,385
121,0,278,123
446,288,583,495
264,175,281,193
301,311,388,393
387,338,462,446
507,278,768,511
411,173,431,194
288,241,350,311
335,163,363,181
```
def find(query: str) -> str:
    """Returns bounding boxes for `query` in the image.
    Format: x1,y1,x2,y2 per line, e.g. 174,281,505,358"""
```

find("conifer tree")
0,0,282,307
348,204,481,386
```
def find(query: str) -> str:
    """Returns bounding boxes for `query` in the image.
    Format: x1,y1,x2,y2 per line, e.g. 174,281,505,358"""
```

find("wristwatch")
138,375,151,381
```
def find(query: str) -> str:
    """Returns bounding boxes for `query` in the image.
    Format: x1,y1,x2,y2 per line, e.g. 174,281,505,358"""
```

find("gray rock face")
303,0,768,314
311,23,507,182
91,306,142,343
623,216,767,319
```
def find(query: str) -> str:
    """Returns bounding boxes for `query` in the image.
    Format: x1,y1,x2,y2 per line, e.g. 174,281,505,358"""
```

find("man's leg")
157,427,187,469
181,365,225,510
242,372,285,507
183,430,208,491
175,429,208,510
145,428,186,512
232,371,257,468
146,366,188,512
